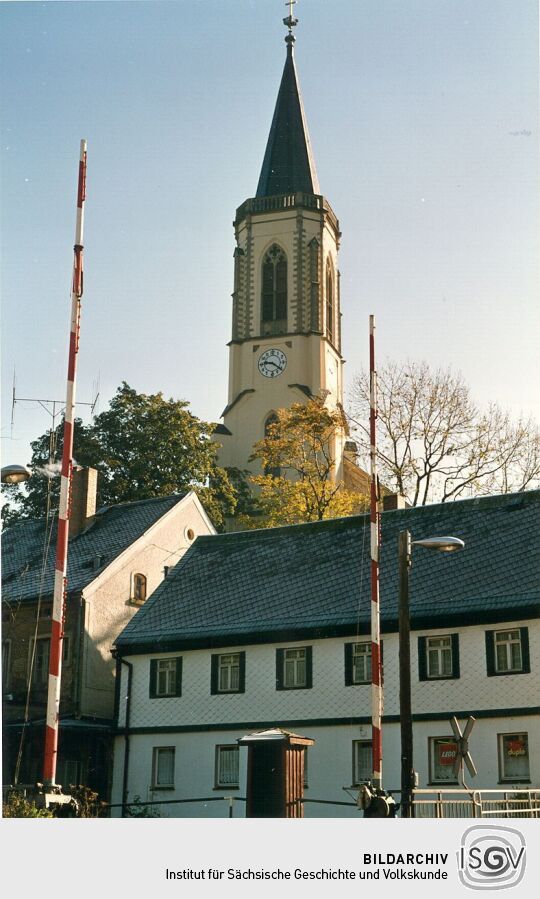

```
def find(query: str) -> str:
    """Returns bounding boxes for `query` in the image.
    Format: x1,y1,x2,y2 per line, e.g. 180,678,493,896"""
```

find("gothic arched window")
133,573,147,603
261,245,287,334
326,258,334,344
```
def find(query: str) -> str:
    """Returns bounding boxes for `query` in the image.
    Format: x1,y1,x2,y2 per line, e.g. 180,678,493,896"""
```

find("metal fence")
412,788,540,819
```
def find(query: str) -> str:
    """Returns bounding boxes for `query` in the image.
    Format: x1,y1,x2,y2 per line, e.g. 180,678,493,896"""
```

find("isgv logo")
457,825,526,890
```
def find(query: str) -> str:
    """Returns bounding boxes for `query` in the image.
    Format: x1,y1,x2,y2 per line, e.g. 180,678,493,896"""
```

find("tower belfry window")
261,245,287,334
326,259,334,344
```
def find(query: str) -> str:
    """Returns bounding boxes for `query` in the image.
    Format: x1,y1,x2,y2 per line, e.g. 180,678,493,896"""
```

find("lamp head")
1,464,31,485
412,536,465,553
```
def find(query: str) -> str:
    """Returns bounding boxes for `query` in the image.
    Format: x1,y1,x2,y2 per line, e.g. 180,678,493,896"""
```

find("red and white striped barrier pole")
43,140,87,786
369,314,382,789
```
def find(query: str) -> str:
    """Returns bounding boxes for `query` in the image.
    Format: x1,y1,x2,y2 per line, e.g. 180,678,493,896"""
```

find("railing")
412,788,540,819
235,193,339,231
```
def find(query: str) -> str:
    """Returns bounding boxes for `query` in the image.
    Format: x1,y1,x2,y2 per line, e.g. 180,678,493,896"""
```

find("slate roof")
256,42,320,198
115,491,540,654
1,494,186,605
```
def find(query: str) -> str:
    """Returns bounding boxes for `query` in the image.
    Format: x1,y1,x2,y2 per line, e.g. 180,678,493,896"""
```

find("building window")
211,652,245,694
57,758,82,788
215,745,240,789
498,733,530,783
428,737,458,784
486,628,530,676
2,639,11,690
276,646,312,690
30,636,70,685
352,740,372,785
326,258,334,343
149,657,182,698
261,244,287,334
152,747,175,789
344,642,371,685
418,634,459,680
132,573,147,602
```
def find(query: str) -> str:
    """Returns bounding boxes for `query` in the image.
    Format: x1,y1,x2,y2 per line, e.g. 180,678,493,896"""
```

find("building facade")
110,490,540,816
2,471,215,796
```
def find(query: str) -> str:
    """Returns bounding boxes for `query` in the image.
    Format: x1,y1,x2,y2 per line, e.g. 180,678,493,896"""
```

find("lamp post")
398,530,464,818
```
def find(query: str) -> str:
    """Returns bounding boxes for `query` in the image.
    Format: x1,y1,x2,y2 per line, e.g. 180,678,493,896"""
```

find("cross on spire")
283,0,298,43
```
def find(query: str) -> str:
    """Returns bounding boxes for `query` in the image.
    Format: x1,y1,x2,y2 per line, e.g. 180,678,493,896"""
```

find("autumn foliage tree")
243,397,366,527
349,361,540,505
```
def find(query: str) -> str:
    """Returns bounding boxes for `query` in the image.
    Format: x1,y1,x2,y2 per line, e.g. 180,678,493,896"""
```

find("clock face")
258,348,287,379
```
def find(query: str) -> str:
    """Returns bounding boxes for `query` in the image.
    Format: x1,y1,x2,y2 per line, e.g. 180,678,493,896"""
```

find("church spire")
255,2,320,198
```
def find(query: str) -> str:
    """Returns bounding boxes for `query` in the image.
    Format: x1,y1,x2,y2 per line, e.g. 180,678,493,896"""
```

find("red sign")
438,742,457,765
506,739,526,757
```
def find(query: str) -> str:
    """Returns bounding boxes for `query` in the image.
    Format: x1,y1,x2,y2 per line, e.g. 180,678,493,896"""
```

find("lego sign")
438,742,458,766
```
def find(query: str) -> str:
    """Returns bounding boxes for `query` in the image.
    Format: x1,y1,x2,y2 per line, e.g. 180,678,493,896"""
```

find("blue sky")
1,0,538,470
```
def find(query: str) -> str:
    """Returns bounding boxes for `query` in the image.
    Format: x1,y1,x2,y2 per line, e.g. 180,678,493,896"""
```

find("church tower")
216,10,347,481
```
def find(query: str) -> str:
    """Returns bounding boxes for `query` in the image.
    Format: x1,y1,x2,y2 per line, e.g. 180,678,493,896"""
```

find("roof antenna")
283,0,298,45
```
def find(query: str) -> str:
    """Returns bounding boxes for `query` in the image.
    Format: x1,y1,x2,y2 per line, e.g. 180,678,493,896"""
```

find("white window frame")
498,732,530,783
428,736,459,784
283,647,306,689
352,740,372,786
152,746,175,789
215,745,240,789
352,642,371,684
426,635,453,678
156,658,178,697
494,630,523,673
217,653,240,693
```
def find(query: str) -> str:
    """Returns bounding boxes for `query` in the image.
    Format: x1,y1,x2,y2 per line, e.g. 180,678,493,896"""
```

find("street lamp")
1,465,31,485
398,530,464,818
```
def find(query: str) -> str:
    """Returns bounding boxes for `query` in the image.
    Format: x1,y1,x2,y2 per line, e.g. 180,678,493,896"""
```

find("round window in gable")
185,527,195,543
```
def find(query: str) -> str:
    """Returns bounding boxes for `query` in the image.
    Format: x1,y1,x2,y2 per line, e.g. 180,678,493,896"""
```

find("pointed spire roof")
256,34,320,198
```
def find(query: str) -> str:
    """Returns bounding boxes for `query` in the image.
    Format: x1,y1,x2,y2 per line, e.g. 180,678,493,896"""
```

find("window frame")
325,257,334,343
132,572,147,603
211,652,245,695
151,746,176,790
352,740,373,786
497,732,530,784
149,657,183,698
418,633,460,681
29,634,71,685
2,638,12,690
214,744,240,790
344,641,371,685
261,244,288,333
428,736,459,785
276,646,313,691
486,628,530,676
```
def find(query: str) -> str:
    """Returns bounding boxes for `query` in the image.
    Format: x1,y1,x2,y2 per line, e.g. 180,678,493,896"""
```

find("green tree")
243,397,366,527
2,383,236,530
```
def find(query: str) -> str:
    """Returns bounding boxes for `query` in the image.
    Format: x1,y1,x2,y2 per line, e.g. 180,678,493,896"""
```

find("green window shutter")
276,649,285,690
210,654,219,694
520,628,530,673
485,631,495,676
451,634,460,679
418,637,427,681
149,659,158,698
344,643,354,686
174,658,183,697
238,652,246,693
305,646,313,689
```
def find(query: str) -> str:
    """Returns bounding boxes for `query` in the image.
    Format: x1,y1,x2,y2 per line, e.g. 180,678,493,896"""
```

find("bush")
2,792,54,818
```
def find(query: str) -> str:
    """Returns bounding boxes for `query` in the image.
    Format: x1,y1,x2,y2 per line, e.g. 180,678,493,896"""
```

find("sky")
1,0,538,471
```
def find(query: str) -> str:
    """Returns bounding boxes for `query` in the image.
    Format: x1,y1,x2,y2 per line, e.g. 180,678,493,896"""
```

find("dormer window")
261,244,287,335
133,573,147,603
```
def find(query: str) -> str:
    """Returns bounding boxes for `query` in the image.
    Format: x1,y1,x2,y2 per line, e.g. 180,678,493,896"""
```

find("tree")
243,397,366,526
1,383,236,530
349,361,540,505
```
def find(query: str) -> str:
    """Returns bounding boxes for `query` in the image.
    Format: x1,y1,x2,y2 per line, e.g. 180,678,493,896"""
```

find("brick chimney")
382,493,410,511
70,467,98,537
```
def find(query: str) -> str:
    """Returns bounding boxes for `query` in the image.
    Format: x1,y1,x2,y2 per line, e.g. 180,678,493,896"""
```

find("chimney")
70,467,98,537
382,493,410,511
